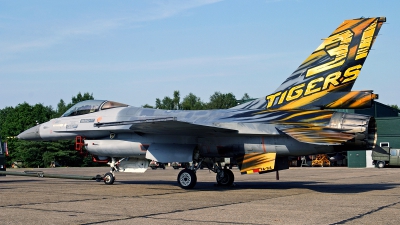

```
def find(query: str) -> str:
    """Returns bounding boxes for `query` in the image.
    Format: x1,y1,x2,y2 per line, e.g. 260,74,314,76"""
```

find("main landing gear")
176,159,235,189
216,169,234,186
177,169,197,189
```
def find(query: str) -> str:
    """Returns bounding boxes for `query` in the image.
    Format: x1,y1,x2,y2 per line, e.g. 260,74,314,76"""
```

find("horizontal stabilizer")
279,127,354,145
323,91,378,109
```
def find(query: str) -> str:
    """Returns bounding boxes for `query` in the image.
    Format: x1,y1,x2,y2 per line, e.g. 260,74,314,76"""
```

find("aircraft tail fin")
265,17,386,110
236,17,385,110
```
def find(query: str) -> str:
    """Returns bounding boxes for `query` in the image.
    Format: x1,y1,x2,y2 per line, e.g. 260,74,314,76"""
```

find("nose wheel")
103,172,115,185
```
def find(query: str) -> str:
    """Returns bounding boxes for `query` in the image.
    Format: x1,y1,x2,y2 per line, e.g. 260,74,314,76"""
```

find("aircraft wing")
95,117,238,135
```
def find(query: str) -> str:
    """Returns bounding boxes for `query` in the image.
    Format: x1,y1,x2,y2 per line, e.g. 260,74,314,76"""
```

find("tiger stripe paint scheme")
237,153,277,174
265,17,385,110
222,108,376,146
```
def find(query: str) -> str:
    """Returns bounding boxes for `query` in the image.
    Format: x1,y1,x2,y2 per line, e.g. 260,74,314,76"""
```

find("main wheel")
377,161,385,168
177,169,197,189
216,169,234,186
103,172,115,185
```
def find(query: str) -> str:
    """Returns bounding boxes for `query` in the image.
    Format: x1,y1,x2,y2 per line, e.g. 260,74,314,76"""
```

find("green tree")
172,90,180,109
155,98,162,109
54,99,68,118
241,93,251,101
53,92,94,118
236,93,256,105
71,92,94,105
12,141,45,167
155,90,180,110
206,92,237,109
150,91,239,110
156,96,173,109
181,93,205,110
142,104,154,108
0,106,17,138
1,102,54,167
0,103,53,139
0,92,97,168
43,140,82,167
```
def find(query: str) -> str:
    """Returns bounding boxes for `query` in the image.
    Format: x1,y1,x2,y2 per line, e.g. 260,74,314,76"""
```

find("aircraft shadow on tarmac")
119,180,400,194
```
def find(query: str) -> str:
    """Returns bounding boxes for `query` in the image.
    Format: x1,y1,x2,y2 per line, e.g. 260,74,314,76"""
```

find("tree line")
0,92,97,168
144,91,251,110
0,91,251,168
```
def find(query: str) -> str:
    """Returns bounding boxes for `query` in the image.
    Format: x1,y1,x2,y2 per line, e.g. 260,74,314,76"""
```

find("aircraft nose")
17,125,42,141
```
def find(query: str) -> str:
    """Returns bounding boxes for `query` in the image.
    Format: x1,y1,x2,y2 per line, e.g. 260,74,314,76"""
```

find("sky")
0,0,399,110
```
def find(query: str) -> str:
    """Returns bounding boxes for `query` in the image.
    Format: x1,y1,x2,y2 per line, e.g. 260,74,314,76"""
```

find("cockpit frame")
61,100,129,117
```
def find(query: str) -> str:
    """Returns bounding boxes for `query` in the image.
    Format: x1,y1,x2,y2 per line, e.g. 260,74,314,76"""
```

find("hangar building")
337,102,400,168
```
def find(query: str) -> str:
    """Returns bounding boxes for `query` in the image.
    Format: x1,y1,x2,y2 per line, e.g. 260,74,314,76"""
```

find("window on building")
380,142,390,147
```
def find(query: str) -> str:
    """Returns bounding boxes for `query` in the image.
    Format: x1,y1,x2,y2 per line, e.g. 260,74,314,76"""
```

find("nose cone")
17,125,42,141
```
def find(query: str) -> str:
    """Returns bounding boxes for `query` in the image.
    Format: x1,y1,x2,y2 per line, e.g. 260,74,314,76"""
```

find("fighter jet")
18,17,385,189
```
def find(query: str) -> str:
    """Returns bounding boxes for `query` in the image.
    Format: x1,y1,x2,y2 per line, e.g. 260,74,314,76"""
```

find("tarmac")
1,166,399,225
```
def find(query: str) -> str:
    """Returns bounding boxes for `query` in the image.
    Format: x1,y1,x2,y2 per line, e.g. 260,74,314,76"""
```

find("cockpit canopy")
61,100,129,117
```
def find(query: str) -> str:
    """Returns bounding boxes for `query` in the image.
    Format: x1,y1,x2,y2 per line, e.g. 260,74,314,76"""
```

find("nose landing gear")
103,172,115,185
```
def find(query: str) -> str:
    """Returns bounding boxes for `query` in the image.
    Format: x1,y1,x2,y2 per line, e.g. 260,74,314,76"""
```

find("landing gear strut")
102,157,120,185
99,157,150,185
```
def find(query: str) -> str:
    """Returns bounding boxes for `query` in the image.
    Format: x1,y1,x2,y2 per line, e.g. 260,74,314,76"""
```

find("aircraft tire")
177,169,197,189
377,161,385,168
104,172,115,185
216,169,234,186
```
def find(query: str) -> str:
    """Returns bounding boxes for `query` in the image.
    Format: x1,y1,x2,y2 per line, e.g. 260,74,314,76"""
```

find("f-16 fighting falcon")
18,17,385,189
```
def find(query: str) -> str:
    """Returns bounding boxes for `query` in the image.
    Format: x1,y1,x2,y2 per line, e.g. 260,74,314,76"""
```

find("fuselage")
18,100,376,160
